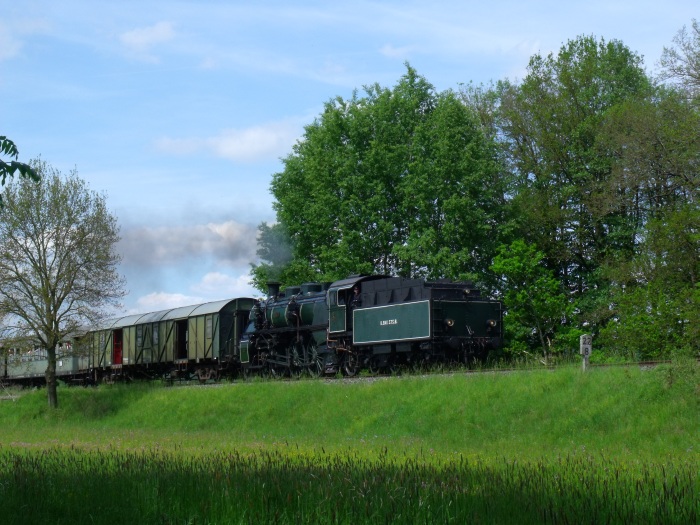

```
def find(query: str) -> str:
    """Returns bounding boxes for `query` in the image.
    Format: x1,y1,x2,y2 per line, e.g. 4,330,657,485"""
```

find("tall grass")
0,446,697,524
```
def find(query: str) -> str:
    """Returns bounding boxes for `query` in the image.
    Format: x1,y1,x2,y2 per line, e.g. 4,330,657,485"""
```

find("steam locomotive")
240,275,502,377
1,275,502,385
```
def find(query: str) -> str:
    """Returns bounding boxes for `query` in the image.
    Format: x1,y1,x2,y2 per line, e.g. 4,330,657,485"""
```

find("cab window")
328,289,338,306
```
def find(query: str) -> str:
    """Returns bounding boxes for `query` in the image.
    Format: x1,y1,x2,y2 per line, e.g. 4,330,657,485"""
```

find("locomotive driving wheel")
341,348,360,377
289,342,303,379
305,339,323,377
367,356,381,376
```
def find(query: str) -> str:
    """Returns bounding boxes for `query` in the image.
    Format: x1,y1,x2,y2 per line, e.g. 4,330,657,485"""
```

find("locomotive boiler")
240,282,329,377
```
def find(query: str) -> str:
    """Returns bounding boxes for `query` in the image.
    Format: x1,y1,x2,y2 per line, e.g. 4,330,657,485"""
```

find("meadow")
0,362,697,523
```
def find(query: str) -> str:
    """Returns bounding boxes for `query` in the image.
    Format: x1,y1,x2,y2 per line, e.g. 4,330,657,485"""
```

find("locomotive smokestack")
267,282,281,298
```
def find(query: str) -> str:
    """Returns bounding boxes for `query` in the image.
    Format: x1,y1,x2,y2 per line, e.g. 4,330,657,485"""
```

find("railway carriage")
86,297,255,383
1,339,90,387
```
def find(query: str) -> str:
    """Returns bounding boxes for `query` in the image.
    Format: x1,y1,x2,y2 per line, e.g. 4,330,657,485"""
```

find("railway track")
161,358,687,388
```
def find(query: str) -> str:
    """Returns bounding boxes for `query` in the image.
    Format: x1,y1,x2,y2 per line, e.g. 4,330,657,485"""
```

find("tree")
0,160,125,408
591,82,699,357
495,36,651,300
658,18,700,100
599,205,700,359
0,136,39,205
252,65,506,289
461,34,698,358
491,240,573,357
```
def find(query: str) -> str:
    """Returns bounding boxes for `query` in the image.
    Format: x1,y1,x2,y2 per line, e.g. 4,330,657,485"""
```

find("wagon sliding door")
112,329,123,366
188,314,217,361
174,319,188,362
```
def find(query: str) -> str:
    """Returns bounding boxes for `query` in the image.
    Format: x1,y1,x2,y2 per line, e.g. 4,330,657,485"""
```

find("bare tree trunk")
45,348,59,409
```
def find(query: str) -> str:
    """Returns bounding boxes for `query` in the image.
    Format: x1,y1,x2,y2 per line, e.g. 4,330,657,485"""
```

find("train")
0,343,87,388
1,275,503,386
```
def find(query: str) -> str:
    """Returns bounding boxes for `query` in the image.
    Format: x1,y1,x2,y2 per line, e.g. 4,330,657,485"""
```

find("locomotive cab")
327,275,385,337
327,286,352,333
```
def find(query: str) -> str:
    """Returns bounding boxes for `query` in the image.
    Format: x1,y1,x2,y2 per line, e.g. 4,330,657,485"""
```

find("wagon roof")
93,297,256,330
92,313,150,330
159,298,235,320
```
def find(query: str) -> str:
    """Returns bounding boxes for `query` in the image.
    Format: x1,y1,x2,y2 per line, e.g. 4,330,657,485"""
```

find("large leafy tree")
495,36,651,299
253,65,506,289
461,36,654,353
599,204,699,359
585,18,700,358
463,33,698,358
594,86,700,357
0,160,125,408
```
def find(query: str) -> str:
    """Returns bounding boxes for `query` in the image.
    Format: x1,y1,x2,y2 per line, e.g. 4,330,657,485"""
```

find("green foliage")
0,136,39,206
477,33,698,359
497,36,651,299
588,82,699,358
250,29,700,359
253,64,506,290
491,240,572,355
599,204,700,359
595,87,699,226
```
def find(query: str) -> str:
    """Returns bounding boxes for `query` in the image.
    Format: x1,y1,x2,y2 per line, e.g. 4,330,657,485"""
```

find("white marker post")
580,334,592,371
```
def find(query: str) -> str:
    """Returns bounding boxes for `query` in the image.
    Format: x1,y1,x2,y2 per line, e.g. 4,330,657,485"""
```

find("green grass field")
1,362,697,523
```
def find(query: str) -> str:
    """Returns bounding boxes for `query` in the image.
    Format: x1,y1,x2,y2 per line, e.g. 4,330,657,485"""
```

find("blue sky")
1,1,696,314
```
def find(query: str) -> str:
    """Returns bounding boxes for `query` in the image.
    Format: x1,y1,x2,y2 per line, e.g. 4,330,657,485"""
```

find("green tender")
353,300,431,345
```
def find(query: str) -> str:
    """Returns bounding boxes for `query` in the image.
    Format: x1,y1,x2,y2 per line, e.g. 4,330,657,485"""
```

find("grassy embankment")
0,362,697,523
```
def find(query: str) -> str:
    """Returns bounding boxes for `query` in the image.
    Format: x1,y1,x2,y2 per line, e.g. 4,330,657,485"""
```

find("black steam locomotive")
240,275,502,377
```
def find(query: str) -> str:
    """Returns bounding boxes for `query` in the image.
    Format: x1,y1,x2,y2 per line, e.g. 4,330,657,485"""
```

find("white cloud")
119,21,175,61
0,17,52,62
191,271,259,298
155,119,303,162
379,43,415,59
133,291,204,313
0,22,22,61
120,21,175,50
130,272,259,313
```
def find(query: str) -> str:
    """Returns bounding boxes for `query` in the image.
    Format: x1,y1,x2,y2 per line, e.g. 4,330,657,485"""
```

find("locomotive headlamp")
444,318,455,328
487,319,498,328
